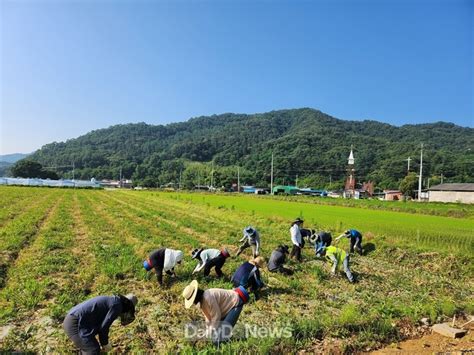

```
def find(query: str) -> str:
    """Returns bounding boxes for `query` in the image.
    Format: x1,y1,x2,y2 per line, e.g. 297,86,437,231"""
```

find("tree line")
9,108,473,192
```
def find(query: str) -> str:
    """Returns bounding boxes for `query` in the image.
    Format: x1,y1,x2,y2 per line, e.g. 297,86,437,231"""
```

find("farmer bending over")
335,229,363,255
314,231,332,256
231,256,265,300
143,248,184,285
236,226,260,257
192,247,230,277
182,280,248,345
317,245,355,283
268,245,293,275
63,294,137,354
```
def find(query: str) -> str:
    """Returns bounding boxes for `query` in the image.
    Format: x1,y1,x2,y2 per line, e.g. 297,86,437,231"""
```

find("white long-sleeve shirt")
290,224,302,246
193,249,221,273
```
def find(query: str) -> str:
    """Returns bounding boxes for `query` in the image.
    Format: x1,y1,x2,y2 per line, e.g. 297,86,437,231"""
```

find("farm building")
272,185,299,195
428,183,474,204
384,190,403,201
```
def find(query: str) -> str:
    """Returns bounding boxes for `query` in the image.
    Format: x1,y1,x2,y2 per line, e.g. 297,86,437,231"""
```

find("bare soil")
373,323,473,354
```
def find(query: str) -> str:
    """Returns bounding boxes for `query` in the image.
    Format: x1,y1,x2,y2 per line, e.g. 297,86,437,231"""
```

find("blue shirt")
68,295,122,346
348,229,362,239
231,262,263,289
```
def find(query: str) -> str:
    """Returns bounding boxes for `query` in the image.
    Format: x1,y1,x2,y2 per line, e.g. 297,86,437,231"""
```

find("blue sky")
1,0,472,154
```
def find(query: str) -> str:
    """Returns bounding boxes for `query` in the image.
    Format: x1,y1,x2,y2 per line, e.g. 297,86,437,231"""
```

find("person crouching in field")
300,228,315,248
317,245,355,283
63,294,137,354
143,248,184,286
192,247,230,277
268,245,293,275
236,226,260,257
335,229,363,255
182,280,248,345
290,218,304,261
231,256,265,300
314,231,332,254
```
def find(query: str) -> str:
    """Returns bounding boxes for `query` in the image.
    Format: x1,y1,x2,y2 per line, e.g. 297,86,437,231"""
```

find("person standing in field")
268,245,293,275
182,280,248,345
316,245,355,283
192,247,230,277
236,226,260,257
335,229,363,255
231,256,265,300
143,248,184,286
290,218,304,261
63,294,137,354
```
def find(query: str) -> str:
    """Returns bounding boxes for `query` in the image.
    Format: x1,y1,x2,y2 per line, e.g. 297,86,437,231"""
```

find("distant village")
1,148,473,204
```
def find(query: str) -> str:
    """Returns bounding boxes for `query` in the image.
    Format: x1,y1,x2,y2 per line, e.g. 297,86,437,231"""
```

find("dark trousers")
232,278,262,299
63,314,100,355
213,299,244,345
204,255,226,277
350,236,363,255
236,240,258,257
290,244,302,261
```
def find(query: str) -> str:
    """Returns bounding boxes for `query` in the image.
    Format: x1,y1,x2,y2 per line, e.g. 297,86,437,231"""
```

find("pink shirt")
200,288,240,330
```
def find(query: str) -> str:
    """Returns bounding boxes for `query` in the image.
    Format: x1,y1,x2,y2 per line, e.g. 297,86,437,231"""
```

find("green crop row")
0,188,472,353
162,192,474,256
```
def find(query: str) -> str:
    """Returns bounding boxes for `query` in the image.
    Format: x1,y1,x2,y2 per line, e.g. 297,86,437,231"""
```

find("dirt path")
373,326,473,354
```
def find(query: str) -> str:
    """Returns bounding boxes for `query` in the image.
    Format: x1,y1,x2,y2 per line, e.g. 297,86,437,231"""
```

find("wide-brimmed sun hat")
251,256,265,268
182,280,199,309
293,217,304,224
245,226,256,235
191,248,203,259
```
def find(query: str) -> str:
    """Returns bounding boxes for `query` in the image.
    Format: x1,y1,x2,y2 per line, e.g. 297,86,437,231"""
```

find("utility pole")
441,173,444,184
237,166,240,193
179,170,182,190
418,143,423,201
210,161,214,190
72,162,75,188
406,157,411,172
119,167,122,188
270,153,274,195
329,175,332,185
295,174,298,188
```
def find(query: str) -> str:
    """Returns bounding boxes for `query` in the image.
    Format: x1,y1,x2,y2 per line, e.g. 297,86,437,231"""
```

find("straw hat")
251,256,265,268
182,280,199,309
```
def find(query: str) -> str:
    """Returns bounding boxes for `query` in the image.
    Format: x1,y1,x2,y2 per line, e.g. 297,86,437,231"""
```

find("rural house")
428,183,474,204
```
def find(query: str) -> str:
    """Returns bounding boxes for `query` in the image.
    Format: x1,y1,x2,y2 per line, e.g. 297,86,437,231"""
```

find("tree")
399,172,418,198
10,160,58,179
11,160,44,178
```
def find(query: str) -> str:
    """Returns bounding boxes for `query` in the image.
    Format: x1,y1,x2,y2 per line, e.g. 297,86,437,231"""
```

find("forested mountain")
0,153,29,163
0,153,30,176
24,108,473,189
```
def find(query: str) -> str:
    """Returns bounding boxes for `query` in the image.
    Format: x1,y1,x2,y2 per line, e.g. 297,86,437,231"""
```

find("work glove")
102,344,112,352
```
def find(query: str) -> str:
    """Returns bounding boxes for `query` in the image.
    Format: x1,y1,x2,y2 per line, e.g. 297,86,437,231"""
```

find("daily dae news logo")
184,322,293,341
